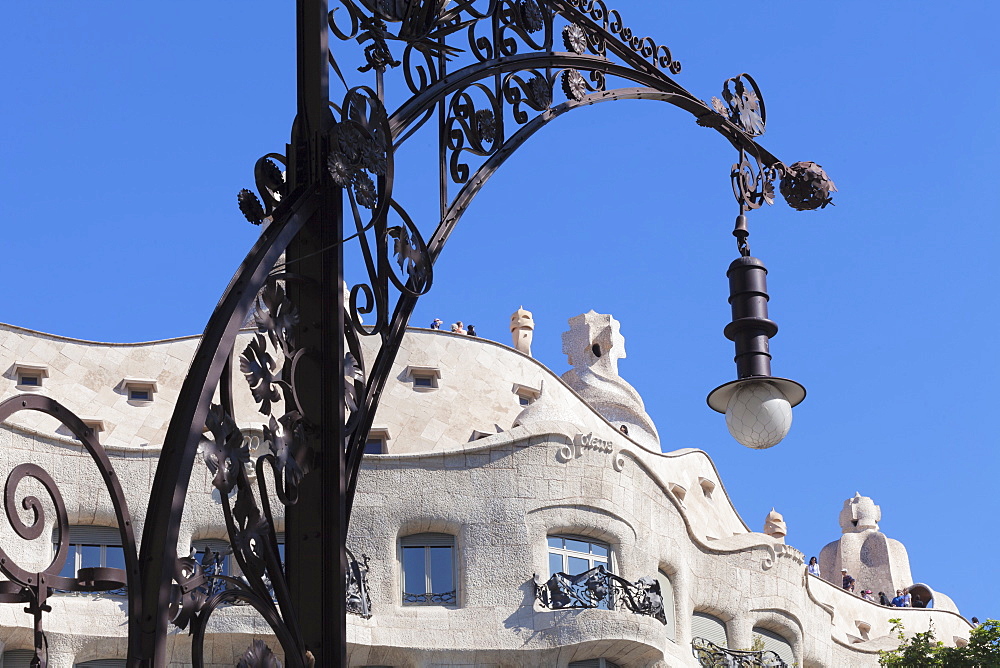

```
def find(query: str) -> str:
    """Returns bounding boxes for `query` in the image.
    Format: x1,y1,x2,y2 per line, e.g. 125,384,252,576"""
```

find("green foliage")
879,619,1000,667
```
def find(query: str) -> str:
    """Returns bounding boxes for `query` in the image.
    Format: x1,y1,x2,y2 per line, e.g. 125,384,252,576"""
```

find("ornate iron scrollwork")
403,589,457,605
121,0,834,663
692,637,787,668
346,550,373,618
533,566,667,625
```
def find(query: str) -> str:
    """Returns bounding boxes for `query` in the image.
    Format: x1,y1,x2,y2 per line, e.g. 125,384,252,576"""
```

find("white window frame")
406,366,441,391
364,428,390,454
14,363,48,389
547,534,612,576
512,383,540,406
123,378,158,402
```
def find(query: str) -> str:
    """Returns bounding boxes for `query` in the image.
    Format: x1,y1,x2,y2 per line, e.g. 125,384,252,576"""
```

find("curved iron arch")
119,0,833,665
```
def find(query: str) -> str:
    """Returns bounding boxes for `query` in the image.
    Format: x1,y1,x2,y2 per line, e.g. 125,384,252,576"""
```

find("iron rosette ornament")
779,160,837,210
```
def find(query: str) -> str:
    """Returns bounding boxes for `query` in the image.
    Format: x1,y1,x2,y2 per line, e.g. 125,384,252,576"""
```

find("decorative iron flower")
260,158,285,196
474,109,496,143
240,334,283,416
237,189,266,225
562,69,588,101
353,171,378,209
517,0,544,33
721,75,766,137
563,24,588,54
710,96,727,116
237,639,281,668
360,134,387,176
526,75,552,109
779,161,837,211
344,352,364,414
327,151,353,187
232,484,269,577
254,282,299,351
264,412,309,501
203,405,250,494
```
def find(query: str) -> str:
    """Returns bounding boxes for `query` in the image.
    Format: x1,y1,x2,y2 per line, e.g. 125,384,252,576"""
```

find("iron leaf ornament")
712,73,766,137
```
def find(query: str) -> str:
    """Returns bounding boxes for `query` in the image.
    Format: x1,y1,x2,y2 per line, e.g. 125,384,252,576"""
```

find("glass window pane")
591,543,608,558
105,547,125,571
402,546,426,594
547,536,563,549
567,556,590,575
428,546,453,594
80,545,101,569
58,546,76,578
548,553,563,576
565,538,590,554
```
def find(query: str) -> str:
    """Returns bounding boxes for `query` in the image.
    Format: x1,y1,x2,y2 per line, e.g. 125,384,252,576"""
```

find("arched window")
656,570,677,642
752,626,794,666
568,660,620,668
52,525,126,595
692,611,728,648
400,532,456,605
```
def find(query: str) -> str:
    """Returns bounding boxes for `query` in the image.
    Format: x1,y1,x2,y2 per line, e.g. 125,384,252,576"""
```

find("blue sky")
2,1,998,621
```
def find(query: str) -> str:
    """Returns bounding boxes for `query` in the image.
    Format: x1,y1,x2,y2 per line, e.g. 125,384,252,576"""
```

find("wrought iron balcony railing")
189,548,372,619
402,590,457,605
533,565,666,624
691,637,787,668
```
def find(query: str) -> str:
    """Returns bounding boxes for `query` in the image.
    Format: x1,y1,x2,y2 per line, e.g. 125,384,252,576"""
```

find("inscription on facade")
557,433,625,471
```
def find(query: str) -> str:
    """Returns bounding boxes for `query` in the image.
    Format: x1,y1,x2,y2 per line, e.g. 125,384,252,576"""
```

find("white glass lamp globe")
724,381,792,449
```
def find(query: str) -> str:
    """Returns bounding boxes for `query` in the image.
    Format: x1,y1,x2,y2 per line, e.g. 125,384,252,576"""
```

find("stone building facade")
0,314,973,667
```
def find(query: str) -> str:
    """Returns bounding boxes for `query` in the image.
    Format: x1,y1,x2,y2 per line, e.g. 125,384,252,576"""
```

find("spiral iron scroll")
0,395,139,668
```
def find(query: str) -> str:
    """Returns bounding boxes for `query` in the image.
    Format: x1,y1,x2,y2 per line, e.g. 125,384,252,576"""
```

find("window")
692,612,728,648
406,366,440,391
3,650,37,668
752,627,794,665
191,539,240,578
79,419,106,440
547,535,611,577
669,483,687,505
400,532,455,605
53,526,126,594
699,477,716,500
123,378,157,402
14,363,48,388
547,535,612,609
657,570,677,642
569,661,620,668
512,383,540,406
364,428,390,454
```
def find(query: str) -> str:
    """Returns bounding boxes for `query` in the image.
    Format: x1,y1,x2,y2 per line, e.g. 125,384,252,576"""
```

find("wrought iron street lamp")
0,1,834,666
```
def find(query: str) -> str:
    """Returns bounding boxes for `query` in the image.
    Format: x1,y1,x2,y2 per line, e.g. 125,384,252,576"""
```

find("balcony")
691,637,787,668
533,565,666,624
